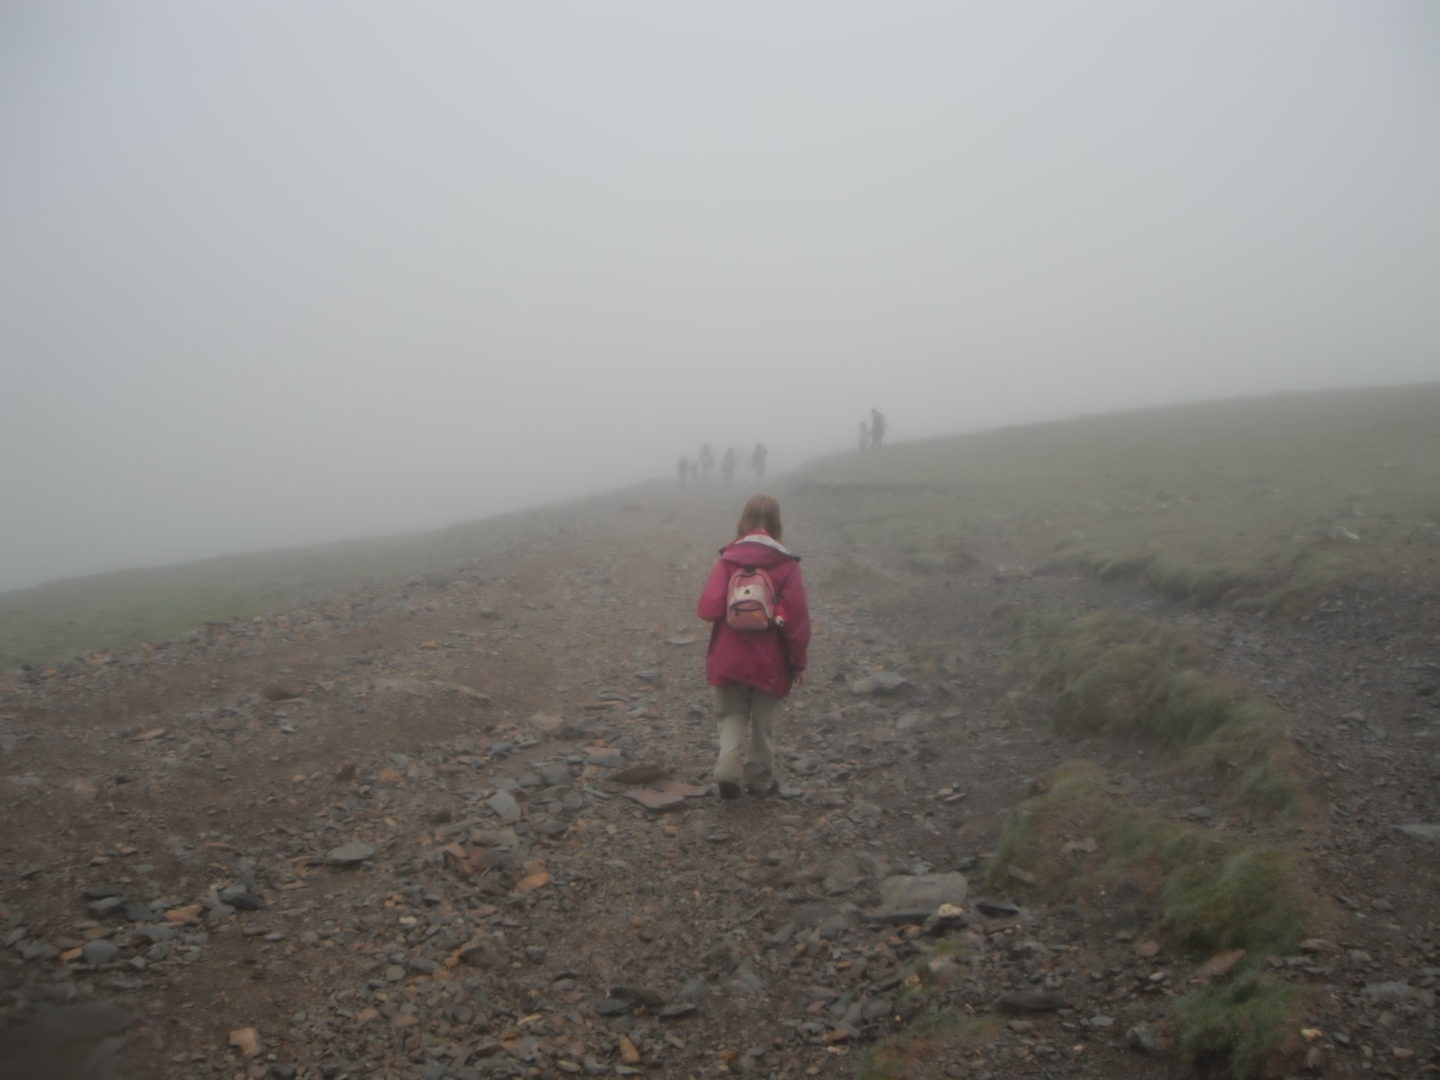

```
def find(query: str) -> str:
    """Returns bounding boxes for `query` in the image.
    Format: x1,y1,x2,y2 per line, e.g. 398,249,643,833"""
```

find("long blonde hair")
735,494,782,541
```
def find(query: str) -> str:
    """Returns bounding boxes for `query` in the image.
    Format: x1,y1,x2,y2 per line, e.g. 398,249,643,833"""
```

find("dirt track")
1,483,1437,1079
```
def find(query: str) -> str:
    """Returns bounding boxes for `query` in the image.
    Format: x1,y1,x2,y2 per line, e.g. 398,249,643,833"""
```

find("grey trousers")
714,682,781,792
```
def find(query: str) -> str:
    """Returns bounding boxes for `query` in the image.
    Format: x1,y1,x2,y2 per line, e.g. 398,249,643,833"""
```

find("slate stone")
326,842,376,867
996,990,1068,1013
87,897,127,919
609,986,664,1007
872,872,968,922
895,712,928,732
537,763,572,787
219,886,263,911
849,672,910,696
623,788,685,811
974,898,1020,917
81,940,121,966
1360,981,1435,1008
487,790,521,822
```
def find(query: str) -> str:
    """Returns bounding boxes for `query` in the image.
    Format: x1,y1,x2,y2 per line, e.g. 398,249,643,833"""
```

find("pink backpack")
725,565,778,631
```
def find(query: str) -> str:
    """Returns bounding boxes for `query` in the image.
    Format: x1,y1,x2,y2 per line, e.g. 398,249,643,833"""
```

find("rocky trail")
1,486,1436,1080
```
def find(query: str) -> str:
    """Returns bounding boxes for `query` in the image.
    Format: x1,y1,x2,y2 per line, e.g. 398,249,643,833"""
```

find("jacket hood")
720,533,799,569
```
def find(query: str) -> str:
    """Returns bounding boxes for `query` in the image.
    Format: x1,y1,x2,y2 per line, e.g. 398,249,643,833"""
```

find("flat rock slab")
872,872,968,922
622,780,705,811
486,790,521,822
624,788,684,811
850,672,910,695
326,842,376,867
656,779,708,798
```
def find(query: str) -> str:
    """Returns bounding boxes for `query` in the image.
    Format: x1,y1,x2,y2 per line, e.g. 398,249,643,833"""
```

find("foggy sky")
3,2,1438,591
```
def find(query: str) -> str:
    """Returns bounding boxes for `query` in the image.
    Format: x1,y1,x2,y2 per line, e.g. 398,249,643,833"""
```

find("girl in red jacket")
696,495,811,798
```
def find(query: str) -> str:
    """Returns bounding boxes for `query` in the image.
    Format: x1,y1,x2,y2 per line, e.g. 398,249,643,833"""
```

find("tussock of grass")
1178,975,1307,1079
1034,612,1302,820
985,760,1314,1079
986,761,1310,955
857,1012,1002,1080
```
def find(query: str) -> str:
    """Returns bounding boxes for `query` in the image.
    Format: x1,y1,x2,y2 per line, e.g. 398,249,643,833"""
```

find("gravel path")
1,484,1436,1079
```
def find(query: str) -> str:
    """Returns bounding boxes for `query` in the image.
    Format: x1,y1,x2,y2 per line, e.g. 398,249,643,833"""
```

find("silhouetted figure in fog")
751,442,768,479
721,447,736,485
870,408,887,449
677,455,690,487
858,421,870,451
698,444,716,482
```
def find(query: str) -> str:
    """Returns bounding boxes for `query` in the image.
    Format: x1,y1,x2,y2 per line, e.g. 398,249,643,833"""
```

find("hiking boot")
717,780,742,800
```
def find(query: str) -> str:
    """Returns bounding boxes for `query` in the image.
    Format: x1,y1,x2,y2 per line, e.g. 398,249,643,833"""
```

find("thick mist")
3,2,1438,591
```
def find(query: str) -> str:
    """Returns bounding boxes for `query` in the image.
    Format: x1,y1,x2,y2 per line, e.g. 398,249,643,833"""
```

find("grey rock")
872,872,968,922
609,986,664,1007
81,940,121,966
1360,981,1435,1008
850,672,910,696
122,902,157,923
895,711,928,732
219,886,263,911
1126,1024,1168,1055
87,897,127,919
974,898,1020,917
996,990,1068,1013
537,762,572,787
486,790,522,822
326,842,376,867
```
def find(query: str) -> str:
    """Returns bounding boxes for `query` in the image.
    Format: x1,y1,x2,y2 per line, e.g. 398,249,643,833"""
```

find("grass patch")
0,494,570,671
799,383,1440,611
857,1012,1002,1080
1177,974,1308,1079
984,760,1315,1079
985,761,1311,955
1033,612,1302,821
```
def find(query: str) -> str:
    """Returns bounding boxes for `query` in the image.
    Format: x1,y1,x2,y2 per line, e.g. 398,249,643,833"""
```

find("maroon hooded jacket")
696,532,810,698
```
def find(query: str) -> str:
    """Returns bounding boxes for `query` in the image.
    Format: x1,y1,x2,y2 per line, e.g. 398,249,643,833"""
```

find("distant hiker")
870,408,887,449
858,421,870,451
696,495,810,798
751,442,768,479
677,454,690,487
721,446,736,485
698,444,716,482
